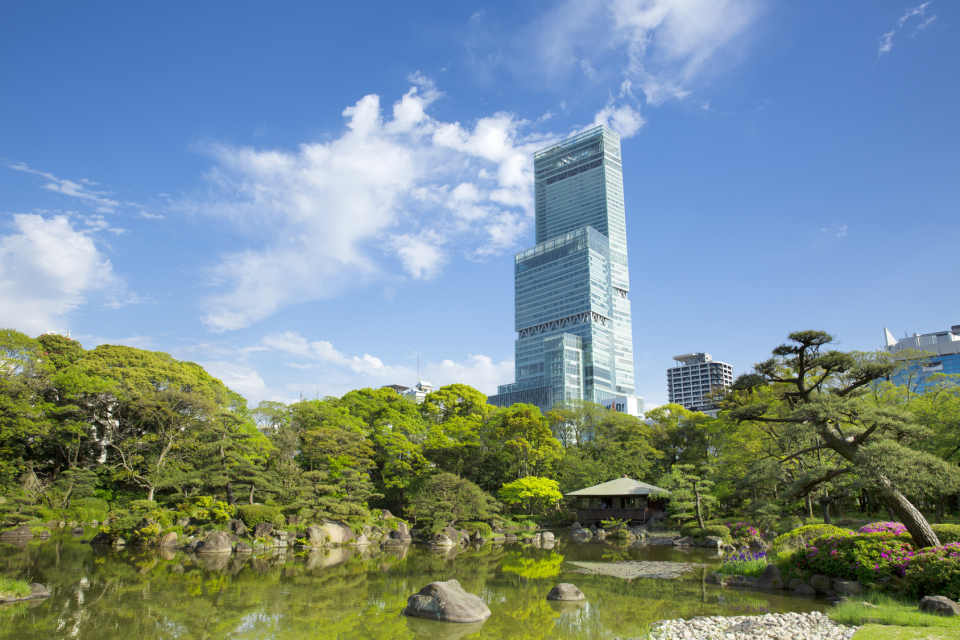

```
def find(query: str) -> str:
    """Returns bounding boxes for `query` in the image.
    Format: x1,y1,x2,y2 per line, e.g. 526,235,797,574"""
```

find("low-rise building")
884,324,960,390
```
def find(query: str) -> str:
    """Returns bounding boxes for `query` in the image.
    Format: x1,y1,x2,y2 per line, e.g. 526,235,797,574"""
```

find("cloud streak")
879,2,935,56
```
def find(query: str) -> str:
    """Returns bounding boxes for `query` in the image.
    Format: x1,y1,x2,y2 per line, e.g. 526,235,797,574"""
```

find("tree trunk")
226,482,235,506
248,483,255,505
884,488,940,548
694,486,704,529
806,494,813,519
819,498,831,525
935,496,945,524
147,486,155,501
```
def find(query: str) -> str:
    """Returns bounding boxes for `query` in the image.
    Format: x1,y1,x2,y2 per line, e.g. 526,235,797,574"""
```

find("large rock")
541,531,556,543
752,564,783,590
673,536,694,546
705,573,726,585
234,542,253,554
196,530,233,554
0,525,33,540
403,579,492,623
319,520,356,545
305,525,327,546
833,580,862,596
794,583,817,596
546,583,585,602
702,536,723,548
788,578,804,590
392,521,412,541
431,534,456,548
29,583,50,598
809,574,832,594
748,537,768,552
381,509,394,519
159,532,178,547
443,526,462,544
286,514,302,526
228,519,247,536
89,531,114,546
920,596,960,616
253,522,274,538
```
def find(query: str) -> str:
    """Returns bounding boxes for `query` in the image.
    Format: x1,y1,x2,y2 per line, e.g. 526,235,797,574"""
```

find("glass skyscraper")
490,126,639,414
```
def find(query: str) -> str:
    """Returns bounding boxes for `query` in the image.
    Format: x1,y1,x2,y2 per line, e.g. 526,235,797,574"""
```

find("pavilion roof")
565,477,669,497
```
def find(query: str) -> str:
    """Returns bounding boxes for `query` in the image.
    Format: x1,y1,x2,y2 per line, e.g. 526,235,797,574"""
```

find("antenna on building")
417,354,420,381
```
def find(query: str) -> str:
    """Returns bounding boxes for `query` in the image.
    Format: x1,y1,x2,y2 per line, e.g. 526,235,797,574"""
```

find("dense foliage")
2,328,959,544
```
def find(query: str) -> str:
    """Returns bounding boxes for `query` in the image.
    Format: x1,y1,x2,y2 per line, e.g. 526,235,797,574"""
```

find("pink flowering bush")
785,532,912,584
858,522,907,535
729,522,760,540
899,543,960,599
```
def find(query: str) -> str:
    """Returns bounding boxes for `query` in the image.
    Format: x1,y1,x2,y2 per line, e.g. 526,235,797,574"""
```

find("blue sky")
1,1,957,408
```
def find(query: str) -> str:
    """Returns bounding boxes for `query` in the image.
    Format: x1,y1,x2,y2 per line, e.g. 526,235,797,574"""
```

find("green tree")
660,463,716,529
499,476,564,514
728,330,959,548
408,472,500,532
490,404,562,479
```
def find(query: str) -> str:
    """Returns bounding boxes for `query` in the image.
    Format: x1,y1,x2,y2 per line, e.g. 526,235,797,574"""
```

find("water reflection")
0,532,827,639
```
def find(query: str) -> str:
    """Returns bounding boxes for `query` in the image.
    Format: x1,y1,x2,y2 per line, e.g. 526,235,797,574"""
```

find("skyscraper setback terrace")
490,126,640,414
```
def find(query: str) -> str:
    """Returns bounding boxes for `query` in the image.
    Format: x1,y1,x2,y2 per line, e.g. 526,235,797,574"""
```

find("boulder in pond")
228,519,247,536
306,525,327,546
159,532,178,547
702,536,723,548
0,525,33,540
71,526,85,535
431,534,456,548
920,596,960,616
90,531,114,546
752,564,783,590
234,542,253,554
794,583,816,596
403,579,492,623
673,536,694,546
546,583,585,602
29,583,50,598
809,574,832,594
196,531,233,554
394,521,412,541
253,522,274,538
320,520,356,545
541,531,556,543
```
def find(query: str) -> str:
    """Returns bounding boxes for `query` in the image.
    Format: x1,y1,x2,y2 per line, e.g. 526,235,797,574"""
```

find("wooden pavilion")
566,477,669,524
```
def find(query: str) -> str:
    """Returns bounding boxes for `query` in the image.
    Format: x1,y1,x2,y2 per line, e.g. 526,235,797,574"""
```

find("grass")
0,577,30,599
830,592,960,633
717,558,768,578
852,625,960,639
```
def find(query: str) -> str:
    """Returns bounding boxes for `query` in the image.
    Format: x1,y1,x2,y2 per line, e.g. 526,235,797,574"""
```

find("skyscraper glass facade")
490,126,636,413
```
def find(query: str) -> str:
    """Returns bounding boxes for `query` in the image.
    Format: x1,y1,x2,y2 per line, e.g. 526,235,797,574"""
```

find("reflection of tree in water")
500,551,564,580
0,535,824,639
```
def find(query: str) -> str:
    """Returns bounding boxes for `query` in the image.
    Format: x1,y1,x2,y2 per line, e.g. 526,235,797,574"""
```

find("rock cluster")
648,611,857,640
707,568,864,602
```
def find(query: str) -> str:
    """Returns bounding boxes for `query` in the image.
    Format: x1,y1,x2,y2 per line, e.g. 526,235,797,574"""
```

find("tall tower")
490,126,641,414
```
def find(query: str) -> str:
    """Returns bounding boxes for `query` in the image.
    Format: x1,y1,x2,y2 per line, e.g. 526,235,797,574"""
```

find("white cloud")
0,214,117,334
8,163,121,212
879,2,935,56
260,331,513,395
189,76,556,331
518,0,759,112
593,103,647,138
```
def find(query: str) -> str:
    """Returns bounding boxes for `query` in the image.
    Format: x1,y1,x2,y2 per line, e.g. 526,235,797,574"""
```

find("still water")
0,530,826,639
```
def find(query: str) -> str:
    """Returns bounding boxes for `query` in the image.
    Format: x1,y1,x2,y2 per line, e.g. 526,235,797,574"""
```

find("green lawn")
853,624,960,639
830,592,960,639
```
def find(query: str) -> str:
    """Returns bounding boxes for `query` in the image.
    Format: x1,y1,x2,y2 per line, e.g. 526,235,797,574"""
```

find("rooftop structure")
883,324,960,389
384,379,433,404
489,126,641,414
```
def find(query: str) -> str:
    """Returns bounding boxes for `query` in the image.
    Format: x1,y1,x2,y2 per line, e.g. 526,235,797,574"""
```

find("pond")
0,530,828,639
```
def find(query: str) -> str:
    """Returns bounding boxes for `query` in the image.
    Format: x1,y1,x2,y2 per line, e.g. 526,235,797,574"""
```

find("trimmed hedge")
461,522,493,538
679,522,732,544
933,524,960,544
770,524,852,557
238,505,280,528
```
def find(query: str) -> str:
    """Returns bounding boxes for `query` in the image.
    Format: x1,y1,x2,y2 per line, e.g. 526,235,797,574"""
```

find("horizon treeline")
2,328,959,545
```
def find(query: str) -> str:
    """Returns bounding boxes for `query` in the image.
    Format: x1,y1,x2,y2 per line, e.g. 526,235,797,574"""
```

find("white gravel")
646,611,857,640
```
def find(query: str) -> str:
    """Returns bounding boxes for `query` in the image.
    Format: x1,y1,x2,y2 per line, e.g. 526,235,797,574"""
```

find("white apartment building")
666,353,733,417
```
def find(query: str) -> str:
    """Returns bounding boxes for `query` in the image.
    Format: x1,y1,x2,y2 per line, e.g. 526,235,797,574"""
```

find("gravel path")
645,612,857,640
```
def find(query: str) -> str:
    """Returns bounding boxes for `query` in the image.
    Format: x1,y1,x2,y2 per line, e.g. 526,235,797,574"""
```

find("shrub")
74,497,109,513
785,532,912,584
680,522,733,543
901,543,960,599
461,521,493,538
933,524,960,544
730,522,760,540
70,507,88,523
858,522,908,535
238,505,280,528
770,524,851,557
129,500,158,514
